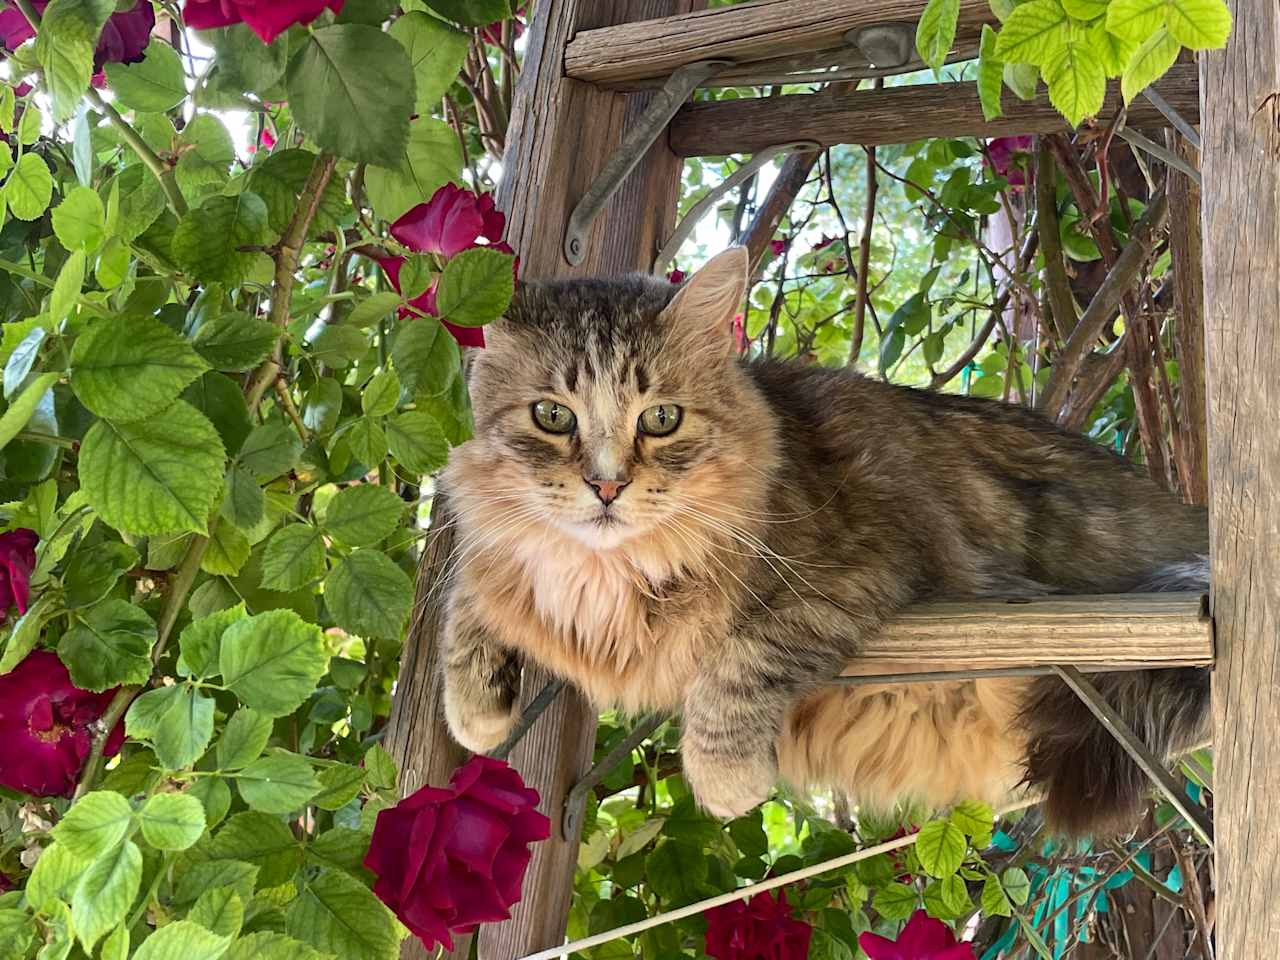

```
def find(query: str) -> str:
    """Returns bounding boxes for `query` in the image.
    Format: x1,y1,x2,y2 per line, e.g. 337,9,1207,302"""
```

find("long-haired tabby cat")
439,247,1210,836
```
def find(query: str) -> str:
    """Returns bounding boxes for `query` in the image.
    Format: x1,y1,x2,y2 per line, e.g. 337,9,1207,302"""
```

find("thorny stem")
87,90,188,217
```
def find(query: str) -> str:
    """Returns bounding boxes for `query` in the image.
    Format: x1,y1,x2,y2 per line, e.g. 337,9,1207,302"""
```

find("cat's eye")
638,404,682,437
532,400,576,434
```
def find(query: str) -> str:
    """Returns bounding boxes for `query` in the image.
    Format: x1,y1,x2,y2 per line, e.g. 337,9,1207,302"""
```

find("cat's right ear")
659,247,748,350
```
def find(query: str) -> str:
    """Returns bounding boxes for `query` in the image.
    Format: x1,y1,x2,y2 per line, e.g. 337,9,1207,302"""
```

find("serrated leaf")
362,369,401,417
139,793,206,851
223,932,328,960
219,609,330,716
1062,0,1108,16
386,409,449,474
208,23,289,93
27,843,90,914
922,875,970,919
174,860,258,905
237,422,302,479
223,465,265,529
178,603,248,679
1044,40,1106,125
978,24,1004,120
105,41,187,112
287,869,401,960
79,401,225,535
286,25,414,167
420,0,509,26
130,920,230,960
994,0,1070,65
1004,60,1041,99
950,799,995,843
236,753,321,814
71,315,209,421
1106,0,1166,40
197,812,301,889
1121,26,1180,103
1003,866,1032,905
345,416,388,465
916,0,960,72
391,315,459,395
57,600,155,691
192,312,278,371
363,744,397,790
52,185,106,252
0,372,58,451
981,872,1013,916
71,839,141,952
51,791,134,861
324,549,413,638
50,249,86,325
302,378,344,435
915,820,967,878
172,192,272,286
100,924,129,960
313,764,366,811
347,291,405,329
106,164,166,240
323,484,404,547
36,11,96,124
1088,19,1139,74
307,826,373,874
872,881,918,921
217,708,273,771
389,12,469,113
1167,0,1232,48
260,523,326,590
436,247,516,326
202,520,251,577
190,887,243,939
365,118,462,222
309,324,370,366
154,685,216,770
124,685,184,740
245,148,349,237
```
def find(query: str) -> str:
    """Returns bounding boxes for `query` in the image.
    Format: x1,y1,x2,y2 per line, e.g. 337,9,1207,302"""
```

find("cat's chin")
559,515,646,551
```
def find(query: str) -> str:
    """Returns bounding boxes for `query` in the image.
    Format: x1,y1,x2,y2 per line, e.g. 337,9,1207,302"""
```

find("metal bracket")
491,680,566,762
562,714,666,840
652,140,821,274
845,23,916,70
1051,665,1214,848
564,59,731,266
1141,86,1201,150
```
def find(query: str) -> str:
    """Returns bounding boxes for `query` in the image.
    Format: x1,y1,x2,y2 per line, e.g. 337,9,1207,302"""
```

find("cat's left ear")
660,247,748,349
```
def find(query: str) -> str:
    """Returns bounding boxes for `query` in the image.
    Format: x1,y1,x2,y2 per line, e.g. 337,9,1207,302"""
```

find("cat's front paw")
445,694,517,755
683,746,776,819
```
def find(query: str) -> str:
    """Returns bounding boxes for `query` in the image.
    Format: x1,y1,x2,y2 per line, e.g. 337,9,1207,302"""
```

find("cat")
437,247,1210,836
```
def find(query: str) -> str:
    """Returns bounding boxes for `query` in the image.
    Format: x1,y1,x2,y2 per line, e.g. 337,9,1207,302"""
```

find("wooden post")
385,3,699,958
1200,4,1280,955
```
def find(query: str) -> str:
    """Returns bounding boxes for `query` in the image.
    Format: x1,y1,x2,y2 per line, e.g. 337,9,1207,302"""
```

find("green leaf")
307,826,374,874
1062,0,1108,15
0,372,57,451
345,416,388,465
105,41,188,112
950,800,994,843
199,812,301,889
35,5,98,123
286,25,414,167
208,24,288,93
0,593,55,674
188,779,230,829
436,247,516,326
178,603,247,679
1004,61,1041,99
106,165,166,241
313,764,367,811
48,248,86,326
79,400,225,535
220,609,330,716
309,324,370,366
915,820,967,878
96,237,131,289
916,0,960,72
223,465,265,529
922,875,970,920
175,114,236,204
246,148,349,237
172,192,272,286
398,255,434,300
57,600,155,691
71,840,141,952
71,315,210,421
193,312,278,371
174,860,258,905
216,707,273,772
871,881,918,921
287,870,401,960
1044,40,1106,125
978,24,1004,120
100,924,129,960
347,291,405,329
237,753,322,814
52,186,106,252
323,484,404,547
1167,0,1232,47
994,0,1070,65
365,118,462,222
6,153,54,221
1003,866,1032,905
237,422,302,479
390,316,459,395
189,887,243,939
125,685,184,740
154,686,216,770
4,326,44,399
420,0,509,26
1106,0,1166,40
139,793,207,851
130,920,230,960
386,410,449,473
202,520,251,577
260,523,327,590
981,872,1013,916
644,840,707,904
302,378,344,435
51,791,134,861
324,549,413,638
1088,19,1139,74
1121,26,1180,103
26,843,90,914
362,369,401,417
389,11,469,113
224,933,329,960
363,744,397,790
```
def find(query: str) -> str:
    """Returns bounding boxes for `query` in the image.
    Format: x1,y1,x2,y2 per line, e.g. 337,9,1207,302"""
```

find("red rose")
0,0,153,68
668,268,686,284
0,651,125,797
984,136,1034,189
705,891,812,960
860,910,977,960
364,756,550,951
770,239,787,256
0,528,37,617
183,0,344,44
479,5,526,47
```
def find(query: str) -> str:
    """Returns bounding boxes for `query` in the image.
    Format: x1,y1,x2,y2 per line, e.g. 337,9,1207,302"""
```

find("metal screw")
846,23,916,69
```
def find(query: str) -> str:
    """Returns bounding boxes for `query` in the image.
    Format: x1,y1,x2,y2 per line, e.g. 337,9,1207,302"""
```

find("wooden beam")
565,0,993,90
842,593,1212,675
1201,1,1280,953
669,64,1200,157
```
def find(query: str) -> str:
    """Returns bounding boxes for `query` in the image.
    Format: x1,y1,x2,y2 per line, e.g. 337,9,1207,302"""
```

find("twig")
1173,837,1214,960
1036,141,1076,343
848,144,878,367
88,90,187,217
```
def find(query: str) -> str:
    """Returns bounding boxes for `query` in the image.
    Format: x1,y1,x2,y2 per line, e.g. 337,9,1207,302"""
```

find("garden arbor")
387,0,1276,956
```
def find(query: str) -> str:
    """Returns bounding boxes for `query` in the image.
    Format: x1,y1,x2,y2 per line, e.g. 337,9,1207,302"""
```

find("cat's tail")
1019,556,1211,836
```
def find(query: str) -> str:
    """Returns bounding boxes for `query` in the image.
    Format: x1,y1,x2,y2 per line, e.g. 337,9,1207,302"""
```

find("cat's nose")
584,477,630,505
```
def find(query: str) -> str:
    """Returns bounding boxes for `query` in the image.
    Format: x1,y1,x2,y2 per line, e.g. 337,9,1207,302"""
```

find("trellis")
384,1,1275,957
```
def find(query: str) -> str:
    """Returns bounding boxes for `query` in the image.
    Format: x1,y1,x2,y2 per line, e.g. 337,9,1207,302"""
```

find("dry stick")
847,143,878,367
740,148,821,278
1059,337,1131,433
1037,189,1168,421
1035,142,1076,343
1173,837,1215,960
517,795,1044,960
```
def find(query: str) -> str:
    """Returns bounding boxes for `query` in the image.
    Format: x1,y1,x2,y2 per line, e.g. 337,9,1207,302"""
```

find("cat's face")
448,249,767,551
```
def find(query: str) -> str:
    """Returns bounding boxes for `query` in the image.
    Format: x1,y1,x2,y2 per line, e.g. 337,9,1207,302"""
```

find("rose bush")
705,891,812,960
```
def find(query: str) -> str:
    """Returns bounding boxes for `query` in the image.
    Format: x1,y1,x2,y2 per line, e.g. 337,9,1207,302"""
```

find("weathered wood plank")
1201,1,1280,953
564,0,992,89
843,593,1212,673
670,63,1201,156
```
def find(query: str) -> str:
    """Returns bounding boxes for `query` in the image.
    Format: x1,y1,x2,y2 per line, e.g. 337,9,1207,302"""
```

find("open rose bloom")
364,756,550,950
183,0,344,44
859,910,977,960
704,890,812,960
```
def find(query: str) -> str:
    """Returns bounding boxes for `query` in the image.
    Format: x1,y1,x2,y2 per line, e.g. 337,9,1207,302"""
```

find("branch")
1035,141,1076,343
1037,189,1168,421
740,149,820,277
847,144,878,367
